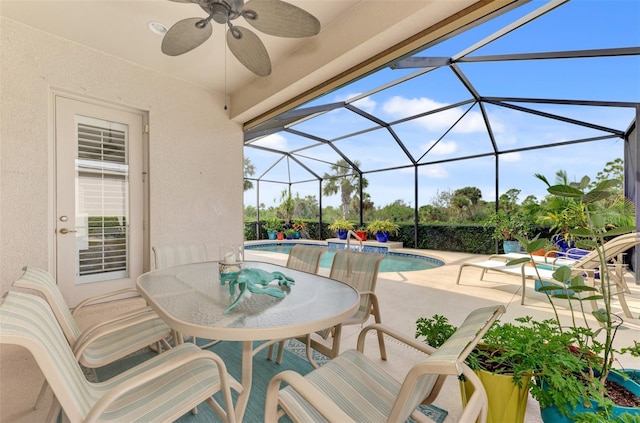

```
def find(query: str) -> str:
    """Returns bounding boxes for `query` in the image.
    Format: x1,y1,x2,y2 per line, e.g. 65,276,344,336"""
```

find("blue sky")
244,0,640,211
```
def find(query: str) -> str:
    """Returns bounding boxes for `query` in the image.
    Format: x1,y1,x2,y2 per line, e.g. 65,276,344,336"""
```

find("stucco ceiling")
0,0,501,122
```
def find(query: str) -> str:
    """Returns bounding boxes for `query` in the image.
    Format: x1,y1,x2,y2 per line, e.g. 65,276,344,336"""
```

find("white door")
55,95,146,307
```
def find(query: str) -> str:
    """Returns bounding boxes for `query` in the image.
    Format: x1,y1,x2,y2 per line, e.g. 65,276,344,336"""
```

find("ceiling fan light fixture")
147,21,167,36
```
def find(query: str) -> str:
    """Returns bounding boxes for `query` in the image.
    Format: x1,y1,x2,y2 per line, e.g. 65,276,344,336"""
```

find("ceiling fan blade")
226,26,272,77
244,0,320,38
161,18,212,56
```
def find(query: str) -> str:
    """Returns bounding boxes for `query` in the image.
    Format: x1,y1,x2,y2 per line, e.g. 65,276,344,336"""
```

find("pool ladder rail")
346,230,364,252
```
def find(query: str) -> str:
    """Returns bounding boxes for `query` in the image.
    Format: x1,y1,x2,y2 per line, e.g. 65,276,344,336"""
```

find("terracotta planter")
355,230,367,241
532,248,546,256
276,232,285,240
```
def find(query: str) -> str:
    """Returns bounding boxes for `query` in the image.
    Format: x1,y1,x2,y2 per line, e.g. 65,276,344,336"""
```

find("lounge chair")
264,305,506,423
457,232,639,316
0,291,239,423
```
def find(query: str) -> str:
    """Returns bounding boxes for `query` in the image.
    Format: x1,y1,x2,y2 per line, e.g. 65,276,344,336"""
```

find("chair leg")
266,341,286,364
275,341,285,364
370,297,387,361
611,265,634,318
45,396,62,423
267,344,275,360
304,334,320,369
456,265,465,284
33,380,49,410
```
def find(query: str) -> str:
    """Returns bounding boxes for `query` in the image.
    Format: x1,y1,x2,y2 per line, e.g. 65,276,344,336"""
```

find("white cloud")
351,96,376,114
382,96,502,134
500,152,522,162
422,140,457,155
418,164,448,178
254,133,288,150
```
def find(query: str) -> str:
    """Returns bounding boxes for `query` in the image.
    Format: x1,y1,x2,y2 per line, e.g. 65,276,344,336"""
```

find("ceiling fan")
162,0,321,77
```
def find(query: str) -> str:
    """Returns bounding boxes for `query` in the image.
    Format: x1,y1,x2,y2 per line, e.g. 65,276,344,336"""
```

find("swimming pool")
244,243,444,272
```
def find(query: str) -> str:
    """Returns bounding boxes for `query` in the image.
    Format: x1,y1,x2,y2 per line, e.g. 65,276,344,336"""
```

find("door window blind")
75,117,130,283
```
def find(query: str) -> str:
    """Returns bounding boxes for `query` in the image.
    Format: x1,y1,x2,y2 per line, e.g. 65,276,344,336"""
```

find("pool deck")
244,247,640,422
2,248,639,422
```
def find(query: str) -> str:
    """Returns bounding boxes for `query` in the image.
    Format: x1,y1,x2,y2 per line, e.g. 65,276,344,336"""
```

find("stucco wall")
0,17,243,295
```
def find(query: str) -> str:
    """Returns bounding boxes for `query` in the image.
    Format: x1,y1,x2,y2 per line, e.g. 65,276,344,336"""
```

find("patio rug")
89,339,448,423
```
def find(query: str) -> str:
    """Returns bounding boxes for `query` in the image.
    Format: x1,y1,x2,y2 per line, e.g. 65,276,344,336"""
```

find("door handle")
59,228,78,234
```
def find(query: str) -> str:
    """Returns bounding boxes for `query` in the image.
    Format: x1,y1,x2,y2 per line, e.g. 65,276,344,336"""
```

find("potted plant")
292,220,307,239
416,314,578,423
284,228,296,240
366,220,399,243
486,211,532,253
509,175,640,421
355,226,368,241
263,218,281,240
328,219,354,240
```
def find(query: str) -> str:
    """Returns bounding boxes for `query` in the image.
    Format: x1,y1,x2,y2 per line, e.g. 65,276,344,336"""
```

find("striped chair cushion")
279,349,411,422
286,245,324,274
152,244,209,270
78,311,171,368
90,343,227,422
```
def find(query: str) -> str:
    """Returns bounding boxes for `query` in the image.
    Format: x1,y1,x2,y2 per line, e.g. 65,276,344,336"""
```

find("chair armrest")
355,323,436,355
264,370,355,423
85,345,241,423
72,288,145,317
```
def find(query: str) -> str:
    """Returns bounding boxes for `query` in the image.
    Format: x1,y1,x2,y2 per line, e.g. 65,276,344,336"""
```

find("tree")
498,188,521,213
430,188,454,209
418,204,447,222
294,194,319,219
243,157,255,191
322,159,368,219
377,200,413,223
450,187,476,217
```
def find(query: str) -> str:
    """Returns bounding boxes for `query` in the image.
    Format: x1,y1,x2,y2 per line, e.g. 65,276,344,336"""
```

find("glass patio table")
136,260,360,422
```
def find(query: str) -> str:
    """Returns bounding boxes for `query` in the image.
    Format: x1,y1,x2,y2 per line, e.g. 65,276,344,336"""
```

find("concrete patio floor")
1,248,639,422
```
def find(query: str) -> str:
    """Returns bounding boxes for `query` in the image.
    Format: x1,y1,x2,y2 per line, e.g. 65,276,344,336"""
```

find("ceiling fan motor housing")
201,0,245,24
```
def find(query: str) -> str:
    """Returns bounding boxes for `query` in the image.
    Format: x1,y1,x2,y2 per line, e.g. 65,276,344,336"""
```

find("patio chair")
285,244,325,273
152,243,217,347
152,243,209,270
13,266,173,410
268,244,326,362
277,249,386,368
264,304,506,423
456,232,639,316
0,291,239,423
13,266,172,368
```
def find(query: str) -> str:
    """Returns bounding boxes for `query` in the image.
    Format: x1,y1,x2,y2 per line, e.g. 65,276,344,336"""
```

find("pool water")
244,244,443,272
